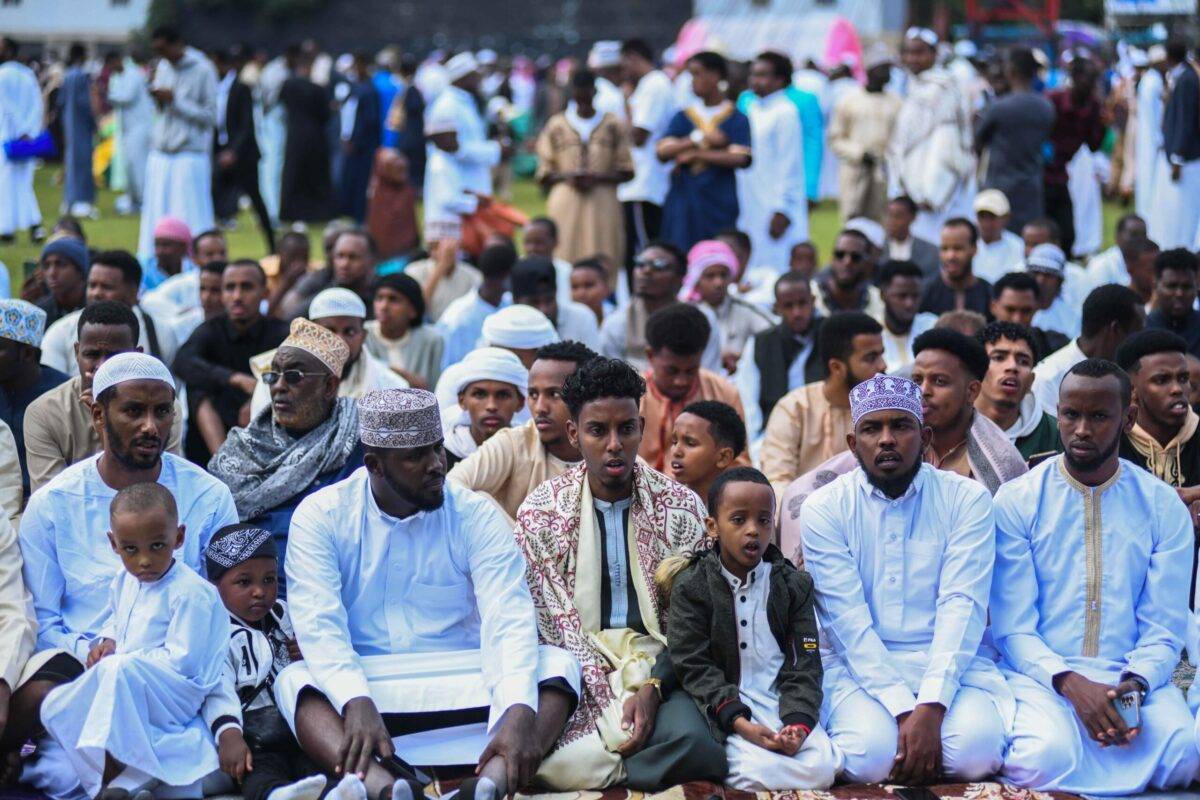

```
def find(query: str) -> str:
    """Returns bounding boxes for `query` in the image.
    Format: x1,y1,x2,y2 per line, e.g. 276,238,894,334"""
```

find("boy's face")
570,267,609,312
774,281,815,337
216,556,280,624
707,481,775,578
373,287,417,333
108,507,184,583
646,347,701,402
668,412,732,489
696,264,733,307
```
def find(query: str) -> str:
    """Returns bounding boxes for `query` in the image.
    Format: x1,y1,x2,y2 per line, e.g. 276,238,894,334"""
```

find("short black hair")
687,50,728,79
1116,213,1146,238
645,303,711,357
279,229,310,251
528,215,558,240
1166,37,1189,64
373,271,425,326
913,327,989,381
77,299,139,341
819,312,882,368
977,321,1040,363
334,227,377,256
225,258,267,285
774,270,812,296
992,271,1041,300
478,240,518,279
1115,328,1188,373
511,256,557,299
716,229,751,254
571,68,596,89
754,50,793,81
200,259,228,276
90,249,142,288
620,38,654,62
681,400,746,457
1081,284,1143,338
707,466,772,517
878,260,924,286
1024,217,1061,244
561,357,646,419
192,228,225,251
943,217,978,246
1008,46,1038,81
1065,357,1132,407
110,481,177,521
889,195,918,216
572,257,609,281
642,240,686,277
150,26,182,43
534,340,598,369
1154,247,1199,279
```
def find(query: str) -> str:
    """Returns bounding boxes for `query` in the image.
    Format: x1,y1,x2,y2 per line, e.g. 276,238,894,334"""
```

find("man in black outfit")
212,49,275,253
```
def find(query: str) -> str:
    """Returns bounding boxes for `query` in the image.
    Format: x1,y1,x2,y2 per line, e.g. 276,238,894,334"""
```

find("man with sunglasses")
599,242,722,374
209,319,364,594
813,229,885,320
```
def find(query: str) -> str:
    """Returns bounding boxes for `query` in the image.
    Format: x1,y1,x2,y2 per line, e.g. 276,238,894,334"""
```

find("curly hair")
561,357,646,419
535,340,598,369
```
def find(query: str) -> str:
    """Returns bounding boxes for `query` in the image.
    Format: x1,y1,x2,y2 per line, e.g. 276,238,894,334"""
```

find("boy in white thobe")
800,373,1010,784
41,483,231,798
992,360,1199,794
0,41,43,240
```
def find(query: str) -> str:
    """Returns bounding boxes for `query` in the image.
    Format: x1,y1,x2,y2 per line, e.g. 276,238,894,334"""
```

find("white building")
691,0,907,39
0,0,151,48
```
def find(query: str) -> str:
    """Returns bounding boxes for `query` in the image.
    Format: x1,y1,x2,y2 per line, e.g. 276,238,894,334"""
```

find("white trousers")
138,150,214,257
824,684,1006,783
1002,674,1198,795
726,722,840,791
0,154,41,234
1149,158,1200,250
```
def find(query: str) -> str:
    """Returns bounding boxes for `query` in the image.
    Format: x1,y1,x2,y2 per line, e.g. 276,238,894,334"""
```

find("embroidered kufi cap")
850,373,924,427
280,317,349,376
359,388,443,449
0,299,47,348
205,523,277,581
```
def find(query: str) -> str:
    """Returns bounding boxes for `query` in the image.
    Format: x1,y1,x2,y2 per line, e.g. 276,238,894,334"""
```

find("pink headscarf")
679,240,740,302
153,216,193,253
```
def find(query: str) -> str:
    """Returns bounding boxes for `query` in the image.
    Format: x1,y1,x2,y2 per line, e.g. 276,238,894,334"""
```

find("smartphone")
1113,689,1141,730
385,754,430,786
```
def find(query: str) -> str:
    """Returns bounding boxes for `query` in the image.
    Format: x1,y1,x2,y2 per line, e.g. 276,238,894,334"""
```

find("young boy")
205,523,332,800
666,400,746,506
569,257,613,325
662,467,838,790
40,483,231,800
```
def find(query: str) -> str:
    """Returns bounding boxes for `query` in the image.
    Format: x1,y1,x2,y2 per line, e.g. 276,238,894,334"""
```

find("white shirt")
723,559,784,722
1033,293,1081,339
1083,245,1129,292
593,76,627,123
216,70,235,146
1032,338,1086,416
142,269,201,317
739,89,808,269
555,300,600,350
800,464,995,716
882,312,937,373
424,85,500,197
40,305,179,378
438,292,510,369
19,452,238,662
735,331,816,439
972,230,1025,284
284,469,542,723
617,70,676,205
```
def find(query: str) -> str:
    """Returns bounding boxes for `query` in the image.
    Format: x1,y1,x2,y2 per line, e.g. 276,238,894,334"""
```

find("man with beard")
920,218,991,318
993,359,1199,793
513,357,724,790
280,388,580,800
878,260,936,372
813,229,885,319
16,352,237,800
761,312,885,498
448,341,595,525
975,322,1060,462
799,373,1009,784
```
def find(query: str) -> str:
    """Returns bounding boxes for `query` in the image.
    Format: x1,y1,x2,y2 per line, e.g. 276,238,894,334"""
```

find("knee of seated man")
943,722,1004,781
837,724,897,784
1002,726,1076,788
676,724,728,781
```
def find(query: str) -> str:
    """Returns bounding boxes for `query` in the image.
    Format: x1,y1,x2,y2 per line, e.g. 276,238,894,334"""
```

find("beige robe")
0,515,40,690
404,257,483,323
536,112,633,279
827,87,902,222
0,421,20,523
446,420,576,526
759,381,852,498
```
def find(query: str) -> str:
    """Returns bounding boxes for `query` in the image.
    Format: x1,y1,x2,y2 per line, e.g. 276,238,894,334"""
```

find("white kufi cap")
93,352,176,400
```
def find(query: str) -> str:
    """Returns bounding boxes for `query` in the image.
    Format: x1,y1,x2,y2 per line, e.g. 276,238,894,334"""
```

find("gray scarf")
210,397,360,520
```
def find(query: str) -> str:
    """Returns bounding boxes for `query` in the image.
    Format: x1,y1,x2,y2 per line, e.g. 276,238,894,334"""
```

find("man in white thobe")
138,27,218,258
888,29,974,244
1150,39,1200,251
107,54,155,214
0,37,43,242
1134,48,1167,219
800,373,1010,784
740,52,807,273
992,360,1199,794
279,389,580,800
587,42,627,123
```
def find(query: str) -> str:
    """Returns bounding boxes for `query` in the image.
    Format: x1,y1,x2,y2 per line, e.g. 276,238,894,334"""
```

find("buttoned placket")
876,488,912,638
384,516,411,651
597,498,632,629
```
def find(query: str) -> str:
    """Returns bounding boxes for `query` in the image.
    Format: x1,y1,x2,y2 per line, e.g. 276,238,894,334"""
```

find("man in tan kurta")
535,70,633,275
827,55,902,223
760,312,887,496
447,341,595,524
0,421,20,523
405,239,483,323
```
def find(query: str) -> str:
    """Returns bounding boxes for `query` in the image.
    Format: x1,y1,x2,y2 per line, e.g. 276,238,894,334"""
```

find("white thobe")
1135,69,1165,219
1033,294,1081,339
1084,245,1129,293
41,563,230,796
554,300,601,350
437,292,510,369
1067,146,1105,258
424,86,500,198
972,231,1024,284
107,61,155,208
593,76,626,123
0,60,43,235
991,457,1199,794
881,313,937,373
800,465,1010,783
1032,337,1086,416
720,561,840,791
617,70,675,206
740,90,808,272
1151,64,1200,250
19,452,238,662
279,470,579,765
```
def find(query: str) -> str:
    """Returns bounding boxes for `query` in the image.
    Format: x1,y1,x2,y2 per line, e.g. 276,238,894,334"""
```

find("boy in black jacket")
661,467,839,790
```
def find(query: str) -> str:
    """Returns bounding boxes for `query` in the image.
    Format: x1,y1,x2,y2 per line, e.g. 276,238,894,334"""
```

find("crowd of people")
1,18,1200,800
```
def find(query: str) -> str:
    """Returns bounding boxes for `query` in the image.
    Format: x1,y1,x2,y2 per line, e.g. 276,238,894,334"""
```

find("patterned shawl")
513,462,708,745
209,397,361,520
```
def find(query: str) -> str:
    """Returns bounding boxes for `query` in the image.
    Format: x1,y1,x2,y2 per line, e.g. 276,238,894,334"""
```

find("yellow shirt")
760,381,852,497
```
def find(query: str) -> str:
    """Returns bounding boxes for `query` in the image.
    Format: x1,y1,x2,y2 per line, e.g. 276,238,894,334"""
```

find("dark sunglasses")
833,249,865,262
262,370,322,386
633,256,675,272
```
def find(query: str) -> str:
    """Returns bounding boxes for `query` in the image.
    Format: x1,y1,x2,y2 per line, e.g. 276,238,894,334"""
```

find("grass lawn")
0,163,1126,291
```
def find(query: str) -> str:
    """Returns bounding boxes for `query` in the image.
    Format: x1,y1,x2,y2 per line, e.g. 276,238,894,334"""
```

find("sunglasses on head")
834,249,865,262
262,370,322,386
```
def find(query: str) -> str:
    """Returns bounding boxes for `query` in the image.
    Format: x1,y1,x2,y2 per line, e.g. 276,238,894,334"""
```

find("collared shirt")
735,329,816,438
972,230,1025,284
617,69,676,205
1032,337,1086,416
800,464,995,716
285,469,541,722
991,457,1190,691
720,559,783,722
19,452,238,662
594,496,641,632
760,381,853,496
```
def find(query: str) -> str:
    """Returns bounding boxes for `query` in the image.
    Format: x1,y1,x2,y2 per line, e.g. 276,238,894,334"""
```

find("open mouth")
1169,400,1188,415
603,459,626,476
999,377,1020,392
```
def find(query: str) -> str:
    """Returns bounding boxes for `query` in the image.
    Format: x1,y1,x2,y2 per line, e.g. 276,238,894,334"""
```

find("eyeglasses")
262,370,322,386
833,249,865,263
633,256,675,272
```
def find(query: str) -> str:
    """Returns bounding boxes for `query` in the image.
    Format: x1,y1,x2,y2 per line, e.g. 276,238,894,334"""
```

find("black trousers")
622,200,663,284
214,161,277,253
241,741,321,800
622,689,727,791
1043,181,1075,258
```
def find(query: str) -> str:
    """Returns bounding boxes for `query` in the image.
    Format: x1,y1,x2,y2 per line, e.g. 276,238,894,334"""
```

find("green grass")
0,163,1124,290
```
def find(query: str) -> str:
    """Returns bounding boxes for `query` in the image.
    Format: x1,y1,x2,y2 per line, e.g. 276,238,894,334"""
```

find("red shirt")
1044,88,1105,186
